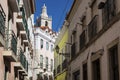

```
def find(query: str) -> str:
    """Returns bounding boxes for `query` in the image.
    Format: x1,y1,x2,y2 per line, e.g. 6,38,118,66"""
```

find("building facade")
0,0,35,80
34,4,56,80
65,0,120,80
54,20,69,80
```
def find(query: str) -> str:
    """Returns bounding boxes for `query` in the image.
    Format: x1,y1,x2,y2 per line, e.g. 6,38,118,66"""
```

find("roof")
34,26,57,35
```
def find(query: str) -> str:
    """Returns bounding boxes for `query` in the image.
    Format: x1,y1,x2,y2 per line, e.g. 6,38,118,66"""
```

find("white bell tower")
40,4,52,29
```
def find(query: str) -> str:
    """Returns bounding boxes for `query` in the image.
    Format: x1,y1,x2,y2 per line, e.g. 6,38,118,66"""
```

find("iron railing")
0,4,6,37
22,8,30,41
19,49,28,72
6,30,17,55
11,31,17,55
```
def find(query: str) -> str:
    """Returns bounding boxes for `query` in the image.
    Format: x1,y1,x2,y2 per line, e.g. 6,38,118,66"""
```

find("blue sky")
34,0,74,32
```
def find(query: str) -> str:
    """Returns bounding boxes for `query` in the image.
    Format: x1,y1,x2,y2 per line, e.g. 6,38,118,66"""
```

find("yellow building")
54,20,69,80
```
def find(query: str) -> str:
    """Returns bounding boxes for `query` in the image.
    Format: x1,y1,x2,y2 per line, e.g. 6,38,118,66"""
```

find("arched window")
51,45,53,52
46,57,48,70
40,55,43,68
51,59,53,71
41,39,43,48
45,21,48,26
46,42,49,50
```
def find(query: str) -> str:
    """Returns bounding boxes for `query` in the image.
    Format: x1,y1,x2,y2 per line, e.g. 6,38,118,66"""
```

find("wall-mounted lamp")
55,45,70,57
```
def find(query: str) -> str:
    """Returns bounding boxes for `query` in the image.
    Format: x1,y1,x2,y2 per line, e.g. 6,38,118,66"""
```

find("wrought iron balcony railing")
6,30,17,55
22,8,30,41
0,4,6,37
19,49,28,72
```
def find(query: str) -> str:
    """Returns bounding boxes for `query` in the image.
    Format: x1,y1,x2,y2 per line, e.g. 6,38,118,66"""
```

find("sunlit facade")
34,4,56,80
0,0,35,80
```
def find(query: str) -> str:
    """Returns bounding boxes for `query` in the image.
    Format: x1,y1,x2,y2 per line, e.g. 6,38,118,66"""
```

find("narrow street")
0,0,120,80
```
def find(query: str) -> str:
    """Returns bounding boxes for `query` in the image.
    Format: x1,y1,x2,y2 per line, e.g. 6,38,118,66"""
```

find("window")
73,70,80,80
45,21,48,26
62,59,67,70
102,0,116,26
83,63,88,80
81,15,86,29
51,45,53,52
92,59,100,80
71,43,76,59
40,39,43,48
0,4,6,37
40,55,43,69
46,57,48,70
80,30,86,50
46,42,49,50
51,59,53,71
91,0,97,17
109,45,119,80
57,65,61,73
88,15,98,40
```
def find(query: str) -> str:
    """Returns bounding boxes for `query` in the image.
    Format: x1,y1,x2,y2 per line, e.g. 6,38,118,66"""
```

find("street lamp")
55,45,70,57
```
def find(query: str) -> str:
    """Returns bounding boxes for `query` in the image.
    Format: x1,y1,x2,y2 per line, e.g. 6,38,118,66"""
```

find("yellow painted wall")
56,71,67,80
54,28,68,80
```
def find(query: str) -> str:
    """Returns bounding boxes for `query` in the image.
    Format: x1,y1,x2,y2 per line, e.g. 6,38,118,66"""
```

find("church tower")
34,4,56,80
37,4,52,29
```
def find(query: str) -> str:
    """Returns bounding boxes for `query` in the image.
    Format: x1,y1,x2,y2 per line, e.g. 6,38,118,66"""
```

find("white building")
34,4,56,80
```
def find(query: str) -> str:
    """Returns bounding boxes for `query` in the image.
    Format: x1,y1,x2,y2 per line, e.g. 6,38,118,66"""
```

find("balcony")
88,15,98,41
8,0,19,12
14,49,28,75
71,43,76,59
0,5,6,46
20,31,27,40
16,13,24,31
17,8,30,41
23,40,29,46
3,30,17,62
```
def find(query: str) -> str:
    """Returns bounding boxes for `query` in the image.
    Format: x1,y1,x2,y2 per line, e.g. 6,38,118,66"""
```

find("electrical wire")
54,0,70,32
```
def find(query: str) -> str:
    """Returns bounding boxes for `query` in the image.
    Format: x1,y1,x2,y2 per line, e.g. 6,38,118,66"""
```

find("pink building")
0,0,35,80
